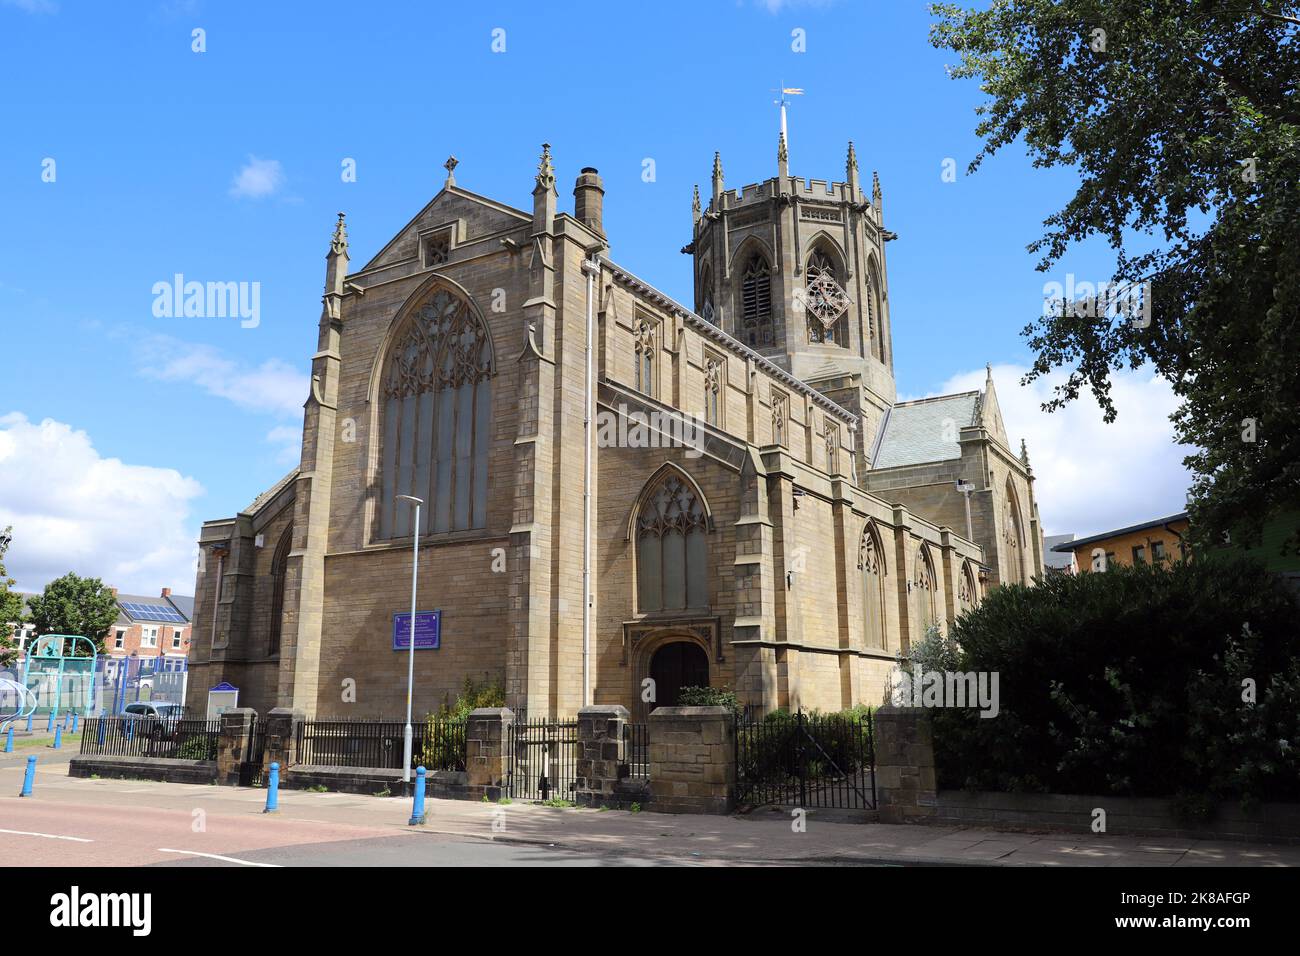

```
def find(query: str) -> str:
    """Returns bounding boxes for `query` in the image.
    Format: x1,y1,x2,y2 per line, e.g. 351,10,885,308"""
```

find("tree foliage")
931,558,1300,811
930,0,1300,552
26,573,120,653
0,528,22,667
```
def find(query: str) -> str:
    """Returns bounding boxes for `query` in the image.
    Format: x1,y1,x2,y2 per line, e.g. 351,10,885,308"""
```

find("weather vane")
771,83,804,150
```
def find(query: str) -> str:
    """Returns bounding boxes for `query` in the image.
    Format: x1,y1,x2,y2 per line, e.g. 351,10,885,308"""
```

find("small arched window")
859,523,887,650
806,249,849,348
377,286,493,539
699,264,716,324
740,255,774,348
636,471,709,613
268,524,292,657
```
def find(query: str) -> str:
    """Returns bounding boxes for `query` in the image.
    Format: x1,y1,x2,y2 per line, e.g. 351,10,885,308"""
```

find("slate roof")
1043,534,1076,570
1052,513,1189,551
244,468,299,516
872,391,981,469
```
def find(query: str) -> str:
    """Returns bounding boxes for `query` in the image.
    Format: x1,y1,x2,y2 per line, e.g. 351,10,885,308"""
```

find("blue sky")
0,0,1190,593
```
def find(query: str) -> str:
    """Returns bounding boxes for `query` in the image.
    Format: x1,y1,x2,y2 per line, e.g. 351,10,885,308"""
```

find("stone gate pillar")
874,706,937,823
465,707,514,800
574,704,628,806
648,705,734,814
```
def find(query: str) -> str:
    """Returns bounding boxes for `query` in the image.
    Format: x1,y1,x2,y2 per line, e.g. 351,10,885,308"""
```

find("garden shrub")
930,556,1300,810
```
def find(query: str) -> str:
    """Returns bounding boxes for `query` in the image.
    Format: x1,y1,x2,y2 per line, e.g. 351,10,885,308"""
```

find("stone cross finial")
692,184,701,222
444,155,458,187
847,140,858,172
872,170,882,203
1020,438,1030,466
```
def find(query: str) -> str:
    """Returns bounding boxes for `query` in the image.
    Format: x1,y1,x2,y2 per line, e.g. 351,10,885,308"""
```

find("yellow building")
1055,512,1189,573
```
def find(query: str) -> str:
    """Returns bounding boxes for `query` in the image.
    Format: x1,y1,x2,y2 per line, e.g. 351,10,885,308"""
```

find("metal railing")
623,722,650,779
80,716,220,761
507,717,579,801
734,710,876,810
295,717,466,771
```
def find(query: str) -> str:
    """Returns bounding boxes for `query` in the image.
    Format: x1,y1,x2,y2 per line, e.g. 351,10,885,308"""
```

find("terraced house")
186,137,1045,721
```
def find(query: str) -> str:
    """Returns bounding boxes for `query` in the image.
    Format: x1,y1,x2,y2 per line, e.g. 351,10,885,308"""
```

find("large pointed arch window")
1003,480,1026,585
913,543,939,635
636,471,709,613
740,254,774,348
805,249,849,348
866,262,885,362
377,286,493,539
859,522,887,651
268,524,292,657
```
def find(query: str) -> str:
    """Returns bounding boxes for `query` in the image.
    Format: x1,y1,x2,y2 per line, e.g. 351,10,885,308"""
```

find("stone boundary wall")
280,765,467,798
930,790,1300,845
68,756,217,786
647,705,734,814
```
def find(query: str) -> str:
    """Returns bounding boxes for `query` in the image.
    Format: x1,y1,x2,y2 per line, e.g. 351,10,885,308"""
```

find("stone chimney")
161,587,171,598
573,167,605,238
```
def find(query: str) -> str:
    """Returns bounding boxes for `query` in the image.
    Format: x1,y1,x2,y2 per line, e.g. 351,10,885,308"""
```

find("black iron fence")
734,710,876,810
80,717,220,761
507,716,578,801
623,722,650,780
294,717,466,771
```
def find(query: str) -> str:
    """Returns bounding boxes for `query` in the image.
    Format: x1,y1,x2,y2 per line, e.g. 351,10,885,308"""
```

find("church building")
185,136,1044,720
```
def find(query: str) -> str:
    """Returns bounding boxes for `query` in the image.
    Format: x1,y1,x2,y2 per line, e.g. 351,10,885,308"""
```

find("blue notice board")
393,610,441,650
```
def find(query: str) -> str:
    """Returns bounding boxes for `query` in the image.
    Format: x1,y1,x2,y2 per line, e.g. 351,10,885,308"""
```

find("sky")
0,0,1191,594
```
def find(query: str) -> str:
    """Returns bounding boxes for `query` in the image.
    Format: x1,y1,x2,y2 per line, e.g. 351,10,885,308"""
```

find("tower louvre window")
740,256,774,348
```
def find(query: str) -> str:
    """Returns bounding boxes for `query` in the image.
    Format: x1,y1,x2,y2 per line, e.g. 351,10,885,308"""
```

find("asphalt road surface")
1,799,678,867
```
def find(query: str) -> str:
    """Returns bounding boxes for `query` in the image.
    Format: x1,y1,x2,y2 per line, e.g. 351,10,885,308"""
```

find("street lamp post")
396,494,423,784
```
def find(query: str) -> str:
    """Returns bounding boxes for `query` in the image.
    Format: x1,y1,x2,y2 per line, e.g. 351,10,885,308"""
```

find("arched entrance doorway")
648,641,709,710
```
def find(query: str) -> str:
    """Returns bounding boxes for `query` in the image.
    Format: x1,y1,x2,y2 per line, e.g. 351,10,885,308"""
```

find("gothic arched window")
268,524,292,657
1003,480,1025,585
866,262,885,362
377,286,494,539
859,522,887,650
636,471,709,613
805,249,849,348
958,561,978,614
913,543,938,635
740,254,774,348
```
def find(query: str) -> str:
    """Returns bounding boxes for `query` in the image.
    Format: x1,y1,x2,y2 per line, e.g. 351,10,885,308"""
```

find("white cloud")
265,424,301,464
2,0,59,13
0,413,204,595
137,334,307,418
926,364,1192,539
228,156,285,199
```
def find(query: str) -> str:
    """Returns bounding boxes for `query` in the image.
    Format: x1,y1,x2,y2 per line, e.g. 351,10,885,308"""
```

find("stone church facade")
185,138,1044,721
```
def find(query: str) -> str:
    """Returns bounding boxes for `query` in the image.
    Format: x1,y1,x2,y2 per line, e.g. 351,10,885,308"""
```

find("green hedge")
931,557,1300,812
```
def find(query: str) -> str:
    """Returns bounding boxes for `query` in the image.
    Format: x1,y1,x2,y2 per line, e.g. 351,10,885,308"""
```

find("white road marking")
0,827,94,843
156,848,281,867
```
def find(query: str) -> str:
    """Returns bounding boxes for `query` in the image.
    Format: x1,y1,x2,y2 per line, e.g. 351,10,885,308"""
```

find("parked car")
119,701,185,721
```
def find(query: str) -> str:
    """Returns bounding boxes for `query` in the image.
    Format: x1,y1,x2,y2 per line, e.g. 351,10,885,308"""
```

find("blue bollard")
46,713,54,732
71,713,79,734
52,725,63,749
409,766,427,826
264,762,280,813
4,725,13,753
25,713,32,732
19,756,36,797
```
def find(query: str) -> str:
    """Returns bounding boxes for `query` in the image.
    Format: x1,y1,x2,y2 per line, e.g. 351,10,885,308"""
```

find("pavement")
1,756,1298,867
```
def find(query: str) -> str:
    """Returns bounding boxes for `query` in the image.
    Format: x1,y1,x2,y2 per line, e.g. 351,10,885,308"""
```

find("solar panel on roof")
121,602,186,622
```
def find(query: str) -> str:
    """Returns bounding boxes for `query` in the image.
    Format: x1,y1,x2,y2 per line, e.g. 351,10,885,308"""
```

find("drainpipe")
581,255,601,708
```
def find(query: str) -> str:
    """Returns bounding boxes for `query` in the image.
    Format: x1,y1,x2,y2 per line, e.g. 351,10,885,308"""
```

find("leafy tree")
0,527,23,667
26,573,120,654
930,1,1300,553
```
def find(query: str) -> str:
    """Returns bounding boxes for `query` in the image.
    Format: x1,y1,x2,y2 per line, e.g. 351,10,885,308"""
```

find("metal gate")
238,717,268,787
734,710,876,810
507,717,578,801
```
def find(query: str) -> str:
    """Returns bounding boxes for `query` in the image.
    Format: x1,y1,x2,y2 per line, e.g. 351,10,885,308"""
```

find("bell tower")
687,138,898,459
